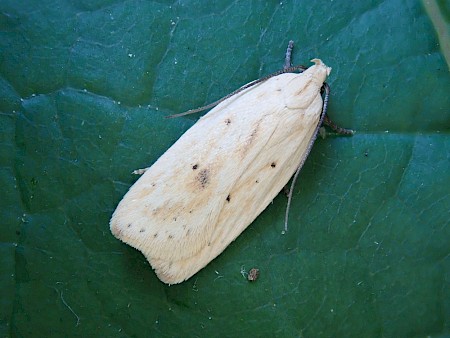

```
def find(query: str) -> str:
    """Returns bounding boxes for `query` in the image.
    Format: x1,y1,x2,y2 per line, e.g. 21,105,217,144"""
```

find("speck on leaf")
248,268,260,281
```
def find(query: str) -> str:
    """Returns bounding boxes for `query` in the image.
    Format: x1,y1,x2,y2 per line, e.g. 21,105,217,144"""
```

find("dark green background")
1,0,449,337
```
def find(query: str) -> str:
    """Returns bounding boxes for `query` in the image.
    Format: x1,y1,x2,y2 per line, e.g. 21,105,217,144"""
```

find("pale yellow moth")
110,41,352,284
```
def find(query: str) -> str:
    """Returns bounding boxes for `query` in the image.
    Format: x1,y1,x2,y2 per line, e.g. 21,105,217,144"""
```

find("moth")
110,41,352,284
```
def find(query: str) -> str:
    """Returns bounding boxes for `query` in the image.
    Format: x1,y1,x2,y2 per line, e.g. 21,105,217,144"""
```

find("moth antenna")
167,65,306,119
283,83,331,234
284,40,295,70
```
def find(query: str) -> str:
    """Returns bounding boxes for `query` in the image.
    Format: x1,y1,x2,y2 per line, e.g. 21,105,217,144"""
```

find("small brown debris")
247,268,260,282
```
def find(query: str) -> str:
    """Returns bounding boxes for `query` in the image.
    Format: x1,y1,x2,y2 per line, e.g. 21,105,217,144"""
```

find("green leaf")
1,0,449,337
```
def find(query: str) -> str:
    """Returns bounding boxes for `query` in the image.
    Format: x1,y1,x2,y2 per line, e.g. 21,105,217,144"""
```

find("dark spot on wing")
197,169,210,188
192,164,198,170
226,194,231,202
225,118,231,125
271,162,276,168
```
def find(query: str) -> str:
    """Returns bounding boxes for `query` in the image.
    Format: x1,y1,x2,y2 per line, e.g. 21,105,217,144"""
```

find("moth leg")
132,167,149,175
282,184,290,197
323,116,354,135
284,40,295,70
320,83,354,135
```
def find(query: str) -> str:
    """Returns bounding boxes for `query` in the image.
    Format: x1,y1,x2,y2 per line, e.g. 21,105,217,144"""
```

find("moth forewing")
110,59,331,284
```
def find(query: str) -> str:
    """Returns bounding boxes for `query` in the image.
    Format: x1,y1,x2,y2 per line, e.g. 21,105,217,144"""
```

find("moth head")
280,59,331,110
310,58,332,78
